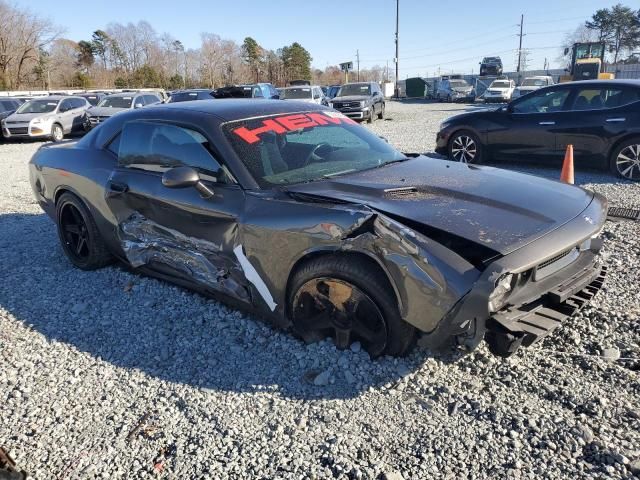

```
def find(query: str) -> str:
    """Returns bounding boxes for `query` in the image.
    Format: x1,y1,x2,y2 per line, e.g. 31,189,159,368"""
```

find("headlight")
31,117,50,125
488,273,514,312
360,101,366,107
329,102,334,108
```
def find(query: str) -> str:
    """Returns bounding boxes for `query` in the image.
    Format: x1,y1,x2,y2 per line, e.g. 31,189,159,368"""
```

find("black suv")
329,82,385,123
480,57,503,77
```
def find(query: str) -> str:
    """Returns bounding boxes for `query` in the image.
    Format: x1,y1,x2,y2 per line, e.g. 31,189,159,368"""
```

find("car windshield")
223,111,407,187
16,99,59,114
449,80,469,88
491,81,511,88
522,79,547,87
280,88,313,99
97,96,133,108
337,84,370,96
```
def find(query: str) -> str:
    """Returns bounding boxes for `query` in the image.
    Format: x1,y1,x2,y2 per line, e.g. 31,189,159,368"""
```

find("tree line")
562,3,640,65
0,1,388,90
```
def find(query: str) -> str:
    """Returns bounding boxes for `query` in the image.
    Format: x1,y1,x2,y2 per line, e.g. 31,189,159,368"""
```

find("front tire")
288,254,416,357
448,129,483,164
56,192,113,270
378,103,385,119
51,123,64,142
368,105,375,124
610,138,640,181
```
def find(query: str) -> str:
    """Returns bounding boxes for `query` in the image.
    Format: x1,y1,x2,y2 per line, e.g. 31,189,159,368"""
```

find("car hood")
332,95,370,102
87,106,128,116
286,157,594,257
4,112,51,122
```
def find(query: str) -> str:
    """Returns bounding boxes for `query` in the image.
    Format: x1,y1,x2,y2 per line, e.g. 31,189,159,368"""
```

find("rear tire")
288,254,416,357
56,192,113,270
610,137,640,181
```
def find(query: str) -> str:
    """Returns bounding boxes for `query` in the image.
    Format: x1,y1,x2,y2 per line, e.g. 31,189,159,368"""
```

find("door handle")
538,121,555,125
107,181,129,193
605,118,626,123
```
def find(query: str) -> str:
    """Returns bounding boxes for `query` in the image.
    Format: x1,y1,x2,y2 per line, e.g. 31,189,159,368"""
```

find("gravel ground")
1,101,639,479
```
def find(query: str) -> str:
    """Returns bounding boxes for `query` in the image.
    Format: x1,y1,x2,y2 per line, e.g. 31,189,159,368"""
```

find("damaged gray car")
28,100,607,358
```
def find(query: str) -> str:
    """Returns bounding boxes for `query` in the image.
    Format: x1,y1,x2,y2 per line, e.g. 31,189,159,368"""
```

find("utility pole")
356,50,360,81
394,0,399,99
386,60,389,82
516,14,524,74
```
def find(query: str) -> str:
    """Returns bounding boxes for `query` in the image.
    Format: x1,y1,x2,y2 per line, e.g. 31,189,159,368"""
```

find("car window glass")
512,88,570,114
106,133,121,155
572,88,638,110
73,98,86,109
59,99,73,112
253,86,264,98
118,121,226,182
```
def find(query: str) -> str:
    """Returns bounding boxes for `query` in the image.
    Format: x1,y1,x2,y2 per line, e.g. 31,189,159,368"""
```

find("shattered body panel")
119,213,250,302
28,100,608,357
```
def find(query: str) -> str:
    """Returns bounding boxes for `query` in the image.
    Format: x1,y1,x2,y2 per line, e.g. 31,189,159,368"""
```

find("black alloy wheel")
55,192,113,270
59,202,91,261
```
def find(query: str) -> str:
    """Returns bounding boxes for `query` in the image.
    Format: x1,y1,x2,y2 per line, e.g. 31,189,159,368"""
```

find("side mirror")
134,103,144,109
162,166,213,198
564,47,569,56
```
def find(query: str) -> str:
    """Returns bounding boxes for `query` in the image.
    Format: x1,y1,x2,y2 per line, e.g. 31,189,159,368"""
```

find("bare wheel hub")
292,278,387,356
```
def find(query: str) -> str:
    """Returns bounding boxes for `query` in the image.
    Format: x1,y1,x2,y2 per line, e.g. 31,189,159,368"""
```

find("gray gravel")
1,101,639,479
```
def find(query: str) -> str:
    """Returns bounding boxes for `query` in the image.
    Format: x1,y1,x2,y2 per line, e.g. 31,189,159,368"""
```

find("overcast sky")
22,0,622,78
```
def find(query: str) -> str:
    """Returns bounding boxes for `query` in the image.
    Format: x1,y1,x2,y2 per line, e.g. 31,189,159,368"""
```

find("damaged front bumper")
421,193,608,357
486,263,606,356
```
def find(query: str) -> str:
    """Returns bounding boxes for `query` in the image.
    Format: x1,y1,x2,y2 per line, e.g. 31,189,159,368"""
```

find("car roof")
553,79,640,88
173,89,212,93
29,95,74,101
147,98,331,122
108,92,143,98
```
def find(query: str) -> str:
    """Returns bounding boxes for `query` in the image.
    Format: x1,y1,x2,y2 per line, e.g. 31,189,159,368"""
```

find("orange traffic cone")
560,144,574,184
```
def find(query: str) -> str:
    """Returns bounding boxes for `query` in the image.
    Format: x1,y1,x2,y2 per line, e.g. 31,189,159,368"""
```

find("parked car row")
2,96,91,142
436,79,640,181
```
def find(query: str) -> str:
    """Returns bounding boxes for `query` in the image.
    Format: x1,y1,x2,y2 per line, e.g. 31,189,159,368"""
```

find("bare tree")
0,0,62,88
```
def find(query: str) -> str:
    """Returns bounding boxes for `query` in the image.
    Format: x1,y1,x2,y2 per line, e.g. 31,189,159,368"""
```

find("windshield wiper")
377,156,411,168
321,169,357,179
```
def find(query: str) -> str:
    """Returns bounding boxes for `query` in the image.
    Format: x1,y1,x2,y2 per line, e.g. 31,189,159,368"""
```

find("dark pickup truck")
328,82,385,123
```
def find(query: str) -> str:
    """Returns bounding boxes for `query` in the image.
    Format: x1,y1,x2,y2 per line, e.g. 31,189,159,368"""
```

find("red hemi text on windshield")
232,112,357,144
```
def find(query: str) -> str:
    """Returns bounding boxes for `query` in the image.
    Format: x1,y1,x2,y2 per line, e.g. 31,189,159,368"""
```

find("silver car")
84,92,162,130
1,96,90,142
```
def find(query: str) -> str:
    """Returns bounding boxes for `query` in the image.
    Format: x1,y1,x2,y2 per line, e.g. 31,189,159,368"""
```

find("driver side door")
488,86,571,163
104,119,252,304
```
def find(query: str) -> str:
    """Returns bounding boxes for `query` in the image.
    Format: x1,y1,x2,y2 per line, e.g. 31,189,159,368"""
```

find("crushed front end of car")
429,193,608,357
